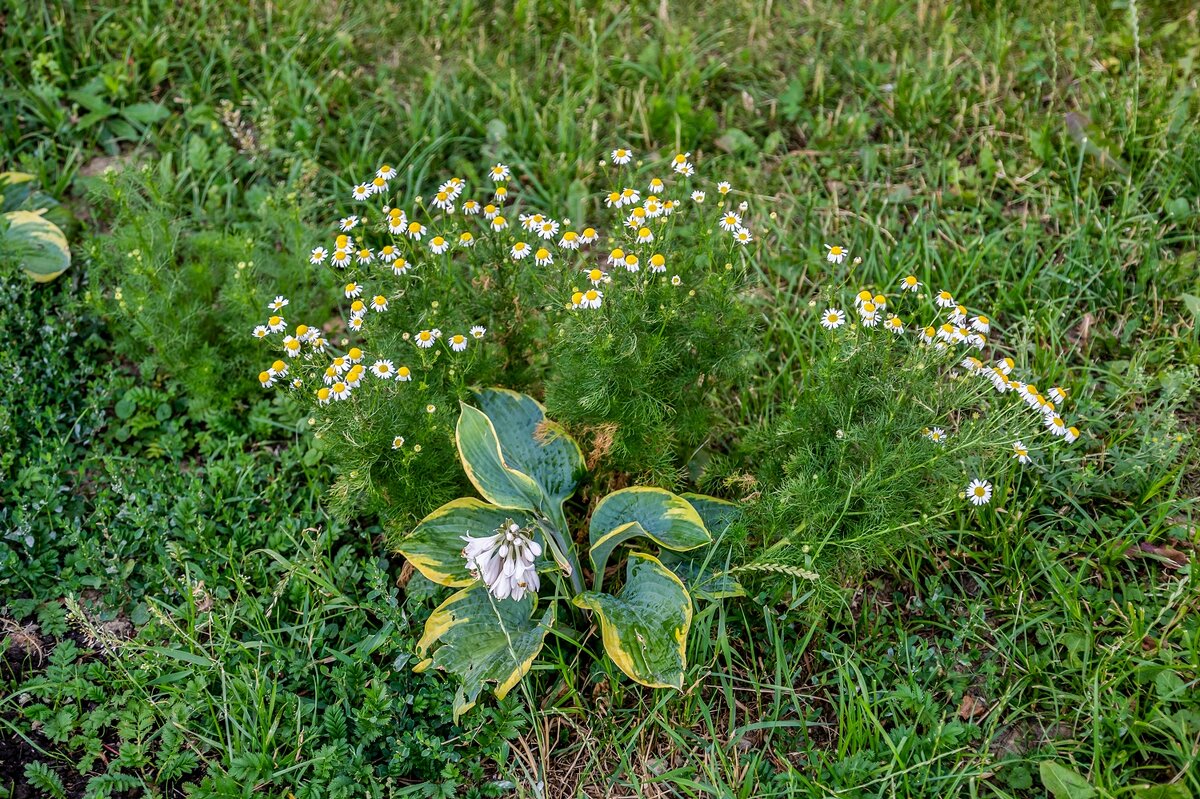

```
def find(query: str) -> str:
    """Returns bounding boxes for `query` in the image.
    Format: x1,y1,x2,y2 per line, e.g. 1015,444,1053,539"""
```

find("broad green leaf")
589,487,710,590
122,102,170,125
1128,785,1193,799
395,498,537,588
3,210,71,282
1040,761,1096,799
0,172,36,213
680,493,740,536
456,401,543,512
472,387,583,532
573,552,692,689
415,584,555,721
659,494,744,599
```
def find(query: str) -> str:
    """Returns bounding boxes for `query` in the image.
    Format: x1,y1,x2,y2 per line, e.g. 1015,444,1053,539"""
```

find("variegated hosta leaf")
3,210,71,283
573,552,692,689
395,498,538,587
456,401,544,511
414,584,556,721
588,487,711,590
472,388,584,532
659,493,745,600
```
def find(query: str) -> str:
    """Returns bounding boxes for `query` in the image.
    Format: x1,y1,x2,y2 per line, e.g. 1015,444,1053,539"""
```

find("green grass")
2,0,1199,797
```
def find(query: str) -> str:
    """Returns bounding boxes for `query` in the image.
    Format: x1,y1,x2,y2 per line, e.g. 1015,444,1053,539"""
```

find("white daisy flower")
338,216,359,232
934,290,955,308
489,163,511,182
966,479,993,506
719,212,742,232
926,427,947,444
717,181,731,195
470,325,486,339
351,184,371,201
580,289,603,309
534,247,553,266
430,236,450,255
825,245,848,264
510,242,532,260
252,325,269,339
449,334,468,352
268,296,289,311
396,365,413,382
1011,441,1032,465
371,360,396,379
415,330,436,348
371,295,389,313
392,435,406,449
899,275,920,292
309,247,328,265
821,308,846,329
610,148,633,165
691,190,706,203
267,315,287,333
733,227,753,245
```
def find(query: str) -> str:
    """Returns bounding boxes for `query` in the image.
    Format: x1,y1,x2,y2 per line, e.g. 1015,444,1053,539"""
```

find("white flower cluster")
461,521,542,601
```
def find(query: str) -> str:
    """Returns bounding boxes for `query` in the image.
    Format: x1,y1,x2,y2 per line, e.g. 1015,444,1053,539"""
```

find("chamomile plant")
718,259,1087,606
253,150,755,522
392,388,744,719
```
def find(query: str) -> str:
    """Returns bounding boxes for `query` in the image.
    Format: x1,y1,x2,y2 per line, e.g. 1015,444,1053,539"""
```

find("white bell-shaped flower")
461,522,543,601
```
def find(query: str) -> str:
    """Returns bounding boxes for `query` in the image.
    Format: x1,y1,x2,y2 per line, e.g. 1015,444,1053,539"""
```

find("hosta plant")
394,387,742,719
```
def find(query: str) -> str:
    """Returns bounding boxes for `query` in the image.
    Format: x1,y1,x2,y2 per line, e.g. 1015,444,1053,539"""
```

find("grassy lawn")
2,1,1198,797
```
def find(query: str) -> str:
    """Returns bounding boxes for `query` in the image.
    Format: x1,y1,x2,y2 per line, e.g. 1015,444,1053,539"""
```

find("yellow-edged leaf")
3,210,71,282
588,487,710,590
573,552,692,689
456,401,543,511
395,498,538,587
416,583,555,721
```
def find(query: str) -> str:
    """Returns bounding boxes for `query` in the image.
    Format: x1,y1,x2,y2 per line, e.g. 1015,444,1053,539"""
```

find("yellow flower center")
536,248,550,260
408,221,422,233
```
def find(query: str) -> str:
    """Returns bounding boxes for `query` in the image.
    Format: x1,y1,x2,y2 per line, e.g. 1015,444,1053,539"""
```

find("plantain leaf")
472,387,583,532
1040,761,1096,799
659,493,745,599
415,583,555,721
456,401,543,512
395,498,538,588
573,552,692,689
588,487,710,590
3,210,71,282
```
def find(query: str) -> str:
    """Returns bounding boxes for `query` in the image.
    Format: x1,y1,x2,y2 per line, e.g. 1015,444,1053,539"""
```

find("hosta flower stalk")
462,521,542,601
